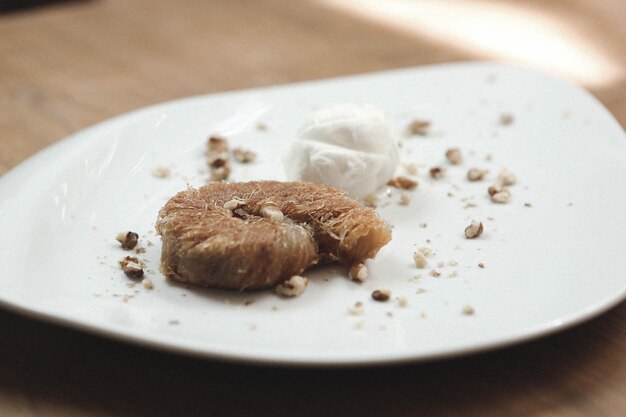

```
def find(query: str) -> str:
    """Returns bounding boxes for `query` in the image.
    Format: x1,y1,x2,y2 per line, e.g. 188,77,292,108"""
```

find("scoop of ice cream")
283,104,399,199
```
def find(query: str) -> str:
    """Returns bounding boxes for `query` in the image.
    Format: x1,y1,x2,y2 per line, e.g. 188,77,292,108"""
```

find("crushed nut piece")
256,121,268,131
397,297,408,307
151,166,171,178
467,168,487,181
462,305,475,315
210,164,231,181
497,169,517,186
399,193,411,205
478,263,485,269
116,231,139,250
524,203,532,208
499,113,514,125
408,120,431,136
371,289,391,302
276,275,308,297
223,198,245,211
387,176,418,190
405,162,418,175
119,256,144,278
348,301,364,315
232,148,257,163
429,269,441,278
260,205,284,222
142,278,153,289
413,251,428,269
363,194,378,208
429,167,444,179
465,221,484,239
419,223,428,228
348,263,368,283
208,136,228,151
491,189,511,204
418,247,434,258
445,148,462,165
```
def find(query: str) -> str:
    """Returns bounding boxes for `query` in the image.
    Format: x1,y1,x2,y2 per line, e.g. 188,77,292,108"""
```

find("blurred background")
1,0,624,176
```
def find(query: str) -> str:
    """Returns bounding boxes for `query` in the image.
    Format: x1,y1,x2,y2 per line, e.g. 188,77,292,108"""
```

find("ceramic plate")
1,63,625,365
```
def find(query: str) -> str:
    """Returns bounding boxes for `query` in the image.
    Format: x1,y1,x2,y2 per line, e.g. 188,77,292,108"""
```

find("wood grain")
1,1,625,416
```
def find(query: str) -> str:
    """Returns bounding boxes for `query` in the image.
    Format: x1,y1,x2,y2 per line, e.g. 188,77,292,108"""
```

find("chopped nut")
413,251,428,269
478,263,485,269
408,119,431,136
151,166,171,178
467,168,487,181
256,121,268,131
497,169,517,186
418,247,434,257
445,148,462,165
223,198,245,211
499,113,514,125
348,263,368,283
207,153,229,169
419,223,428,228
232,148,257,163
464,221,484,239
488,184,504,196
210,165,231,181
116,231,139,250
142,278,153,289
491,189,511,204
208,136,228,151
524,203,532,208
462,305,475,315
387,176,418,190
429,167,444,179
347,301,364,315
119,256,143,278
260,205,284,222
429,269,441,278
396,297,408,307
276,275,308,297
399,193,411,205
371,289,391,302
363,194,378,208
405,162,418,175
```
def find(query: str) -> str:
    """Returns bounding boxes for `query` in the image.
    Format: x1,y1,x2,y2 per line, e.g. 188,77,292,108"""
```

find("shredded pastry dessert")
156,181,392,290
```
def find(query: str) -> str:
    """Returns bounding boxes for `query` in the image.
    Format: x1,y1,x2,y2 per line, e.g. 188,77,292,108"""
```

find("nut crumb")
119,256,143,278
256,121,268,131
408,119,431,136
396,297,408,307
208,136,228,151
429,269,441,278
224,198,245,211
276,275,308,297
413,251,428,269
419,223,428,228
467,168,487,181
363,194,378,208
524,203,532,208
499,113,514,125
491,189,511,204
387,176,418,190
151,166,171,178
429,167,444,179
497,169,517,186
478,263,485,269
142,278,153,289
465,221,484,239
405,163,418,175
462,305,475,315
116,231,139,250
260,205,284,222
348,301,364,315
399,193,411,205
348,263,368,283
210,165,231,181
232,148,256,163
372,289,391,302
445,148,462,165
244,299,255,306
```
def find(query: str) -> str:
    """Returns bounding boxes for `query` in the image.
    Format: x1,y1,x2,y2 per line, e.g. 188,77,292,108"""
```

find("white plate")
1,62,625,366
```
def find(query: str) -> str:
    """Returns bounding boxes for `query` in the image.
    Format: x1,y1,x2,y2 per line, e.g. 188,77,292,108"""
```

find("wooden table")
1,1,625,415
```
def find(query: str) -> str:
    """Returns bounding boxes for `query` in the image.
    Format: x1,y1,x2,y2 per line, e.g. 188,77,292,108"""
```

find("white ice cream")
283,104,399,198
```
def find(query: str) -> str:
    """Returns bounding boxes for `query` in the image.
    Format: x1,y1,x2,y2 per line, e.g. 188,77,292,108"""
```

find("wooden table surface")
1,1,625,416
